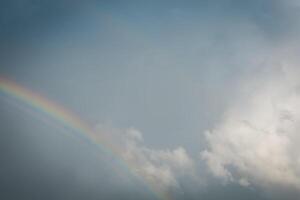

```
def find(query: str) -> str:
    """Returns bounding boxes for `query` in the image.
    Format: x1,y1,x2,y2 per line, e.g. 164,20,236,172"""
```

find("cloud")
201,61,300,195
95,125,195,195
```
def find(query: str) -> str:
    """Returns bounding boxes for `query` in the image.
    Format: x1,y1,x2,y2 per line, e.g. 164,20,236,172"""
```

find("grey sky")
1,1,300,200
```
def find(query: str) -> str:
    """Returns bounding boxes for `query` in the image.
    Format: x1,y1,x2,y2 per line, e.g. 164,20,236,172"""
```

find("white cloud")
95,125,195,195
201,63,300,192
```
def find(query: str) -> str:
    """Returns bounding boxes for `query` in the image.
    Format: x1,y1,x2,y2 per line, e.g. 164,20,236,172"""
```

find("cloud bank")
201,60,300,195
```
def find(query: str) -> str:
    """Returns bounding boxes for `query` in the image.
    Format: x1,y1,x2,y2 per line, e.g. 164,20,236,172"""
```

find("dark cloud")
0,0,83,38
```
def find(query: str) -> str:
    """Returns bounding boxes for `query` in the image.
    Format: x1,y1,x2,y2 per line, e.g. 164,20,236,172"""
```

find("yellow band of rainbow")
0,76,168,200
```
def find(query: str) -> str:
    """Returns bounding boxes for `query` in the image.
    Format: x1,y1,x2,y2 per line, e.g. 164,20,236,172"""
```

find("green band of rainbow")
0,76,169,200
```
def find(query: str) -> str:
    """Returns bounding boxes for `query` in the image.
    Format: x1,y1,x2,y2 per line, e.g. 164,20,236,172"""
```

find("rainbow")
0,76,170,200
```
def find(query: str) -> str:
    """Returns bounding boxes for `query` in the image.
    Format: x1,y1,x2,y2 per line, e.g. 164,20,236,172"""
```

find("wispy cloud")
95,125,195,196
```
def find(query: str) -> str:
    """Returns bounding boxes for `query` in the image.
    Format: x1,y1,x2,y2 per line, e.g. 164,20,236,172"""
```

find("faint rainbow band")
0,76,171,200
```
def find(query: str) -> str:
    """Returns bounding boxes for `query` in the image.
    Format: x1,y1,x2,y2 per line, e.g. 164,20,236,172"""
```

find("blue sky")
1,1,300,200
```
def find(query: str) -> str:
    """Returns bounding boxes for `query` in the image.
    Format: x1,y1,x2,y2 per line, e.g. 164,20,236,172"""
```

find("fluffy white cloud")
95,125,195,195
201,63,300,192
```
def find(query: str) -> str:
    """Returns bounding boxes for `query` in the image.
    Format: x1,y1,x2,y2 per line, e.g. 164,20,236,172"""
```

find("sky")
1,0,300,200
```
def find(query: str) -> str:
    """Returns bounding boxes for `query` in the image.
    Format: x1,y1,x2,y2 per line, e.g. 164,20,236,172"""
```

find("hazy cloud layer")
2,0,300,200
